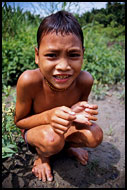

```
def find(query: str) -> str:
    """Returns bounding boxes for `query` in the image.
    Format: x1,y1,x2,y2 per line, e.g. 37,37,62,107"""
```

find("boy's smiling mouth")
53,74,72,83
53,74,72,79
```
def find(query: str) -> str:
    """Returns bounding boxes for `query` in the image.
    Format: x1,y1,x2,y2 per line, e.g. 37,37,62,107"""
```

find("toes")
46,169,53,182
31,161,53,182
83,151,88,161
41,170,46,182
38,171,42,181
32,168,34,173
78,149,88,165
80,158,87,165
81,151,88,165
32,167,39,178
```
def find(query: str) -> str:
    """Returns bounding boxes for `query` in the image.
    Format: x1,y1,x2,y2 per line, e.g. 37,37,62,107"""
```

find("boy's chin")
44,77,69,92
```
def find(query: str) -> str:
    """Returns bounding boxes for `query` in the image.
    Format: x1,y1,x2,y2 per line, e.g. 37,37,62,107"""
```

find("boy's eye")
69,53,80,57
45,53,57,58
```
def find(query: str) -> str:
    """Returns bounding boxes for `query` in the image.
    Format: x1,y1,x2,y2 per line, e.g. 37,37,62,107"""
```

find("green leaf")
2,146,15,153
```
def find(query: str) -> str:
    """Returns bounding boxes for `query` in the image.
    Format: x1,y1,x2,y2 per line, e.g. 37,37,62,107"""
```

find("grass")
106,125,114,136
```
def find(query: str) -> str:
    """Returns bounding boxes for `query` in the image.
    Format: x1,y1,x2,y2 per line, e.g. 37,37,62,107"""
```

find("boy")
14,11,103,182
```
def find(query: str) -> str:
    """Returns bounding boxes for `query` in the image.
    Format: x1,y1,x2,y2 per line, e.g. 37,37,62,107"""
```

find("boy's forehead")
40,32,82,48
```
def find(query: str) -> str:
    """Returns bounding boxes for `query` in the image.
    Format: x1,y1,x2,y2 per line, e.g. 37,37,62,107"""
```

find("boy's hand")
49,106,76,135
71,101,98,126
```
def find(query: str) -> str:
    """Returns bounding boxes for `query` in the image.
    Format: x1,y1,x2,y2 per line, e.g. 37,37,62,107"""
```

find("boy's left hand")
71,101,98,125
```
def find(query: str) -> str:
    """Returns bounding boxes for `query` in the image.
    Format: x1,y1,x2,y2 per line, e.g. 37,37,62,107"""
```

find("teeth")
55,75,69,79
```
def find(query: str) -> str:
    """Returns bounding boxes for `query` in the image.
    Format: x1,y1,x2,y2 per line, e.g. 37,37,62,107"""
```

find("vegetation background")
2,2,125,158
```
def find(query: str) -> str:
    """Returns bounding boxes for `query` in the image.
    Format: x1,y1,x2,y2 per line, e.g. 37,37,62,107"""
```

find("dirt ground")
2,85,125,188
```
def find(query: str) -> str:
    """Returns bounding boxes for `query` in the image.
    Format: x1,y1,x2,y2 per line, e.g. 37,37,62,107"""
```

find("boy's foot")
32,155,53,182
66,147,88,165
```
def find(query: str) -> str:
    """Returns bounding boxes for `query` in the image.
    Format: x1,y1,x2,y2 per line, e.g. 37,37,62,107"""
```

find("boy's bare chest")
33,89,81,113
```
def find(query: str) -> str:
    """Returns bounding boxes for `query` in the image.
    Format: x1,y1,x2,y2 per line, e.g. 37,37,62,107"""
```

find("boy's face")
35,32,84,90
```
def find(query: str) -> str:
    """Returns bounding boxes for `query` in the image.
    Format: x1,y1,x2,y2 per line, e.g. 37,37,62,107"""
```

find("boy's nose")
55,59,71,71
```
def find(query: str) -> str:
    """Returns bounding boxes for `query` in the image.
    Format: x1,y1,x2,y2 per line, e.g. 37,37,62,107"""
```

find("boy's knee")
40,126,65,155
26,125,65,156
86,123,103,148
93,126,103,148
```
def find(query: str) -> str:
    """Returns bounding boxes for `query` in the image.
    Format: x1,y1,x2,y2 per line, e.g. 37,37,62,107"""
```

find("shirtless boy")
14,11,103,182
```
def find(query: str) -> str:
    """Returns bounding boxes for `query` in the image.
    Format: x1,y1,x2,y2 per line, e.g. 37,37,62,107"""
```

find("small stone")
2,174,13,188
18,177,25,188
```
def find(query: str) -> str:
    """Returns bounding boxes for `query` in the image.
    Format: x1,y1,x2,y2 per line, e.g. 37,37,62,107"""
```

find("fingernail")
69,112,75,115
85,108,89,111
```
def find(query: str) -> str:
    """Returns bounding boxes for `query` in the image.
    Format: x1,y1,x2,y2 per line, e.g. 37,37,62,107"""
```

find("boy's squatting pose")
14,11,103,182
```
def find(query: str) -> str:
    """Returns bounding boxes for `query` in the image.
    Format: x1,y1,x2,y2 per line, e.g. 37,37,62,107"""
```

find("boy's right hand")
49,106,76,135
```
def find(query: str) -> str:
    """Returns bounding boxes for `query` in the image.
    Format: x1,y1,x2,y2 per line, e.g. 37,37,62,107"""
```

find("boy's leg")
64,122,103,148
26,122,103,181
64,122,103,165
26,125,65,182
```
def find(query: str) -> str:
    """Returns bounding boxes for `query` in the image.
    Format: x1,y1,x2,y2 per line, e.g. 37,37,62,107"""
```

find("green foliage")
2,85,24,159
76,2,125,28
2,2,125,88
82,24,125,90
2,2,41,39
2,3,38,86
2,101,23,158
2,31,37,86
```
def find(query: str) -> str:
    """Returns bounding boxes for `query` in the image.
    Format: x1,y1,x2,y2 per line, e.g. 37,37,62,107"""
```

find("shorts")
20,129,37,154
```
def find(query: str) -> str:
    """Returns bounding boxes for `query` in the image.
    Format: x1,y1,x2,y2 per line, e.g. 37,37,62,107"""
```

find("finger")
54,128,65,135
52,116,71,127
85,108,98,115
56,109,76,121
74,117,92,126
53,123,70,133
80,102,98,109
79,101,90,107
85,120,93,126
71,106,84,113
88,104,98,109
85,115,98,121
60,106,76,116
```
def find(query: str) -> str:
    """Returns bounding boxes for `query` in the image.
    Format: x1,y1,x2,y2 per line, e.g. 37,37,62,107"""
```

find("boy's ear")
35,47,39,65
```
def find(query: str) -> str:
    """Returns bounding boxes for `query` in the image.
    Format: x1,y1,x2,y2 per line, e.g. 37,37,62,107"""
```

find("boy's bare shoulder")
77,71,93,100
77,70,93,86
17,69,43,91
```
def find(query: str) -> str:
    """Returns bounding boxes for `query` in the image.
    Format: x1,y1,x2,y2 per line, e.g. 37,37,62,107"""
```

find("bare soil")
2,85,125,188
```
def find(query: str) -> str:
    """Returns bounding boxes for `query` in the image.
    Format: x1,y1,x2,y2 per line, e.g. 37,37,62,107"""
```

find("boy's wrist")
45,108,56,125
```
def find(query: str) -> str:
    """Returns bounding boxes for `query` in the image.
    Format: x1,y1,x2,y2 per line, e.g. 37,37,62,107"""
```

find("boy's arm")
71,71,94,112
14,72,50,129
15,71,76,132
71,71,98,125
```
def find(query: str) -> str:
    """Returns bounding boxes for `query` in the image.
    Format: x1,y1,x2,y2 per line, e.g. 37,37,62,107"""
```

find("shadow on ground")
2,140,121,188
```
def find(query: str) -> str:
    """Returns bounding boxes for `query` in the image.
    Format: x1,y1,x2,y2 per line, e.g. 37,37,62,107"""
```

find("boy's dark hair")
37,10,84,49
